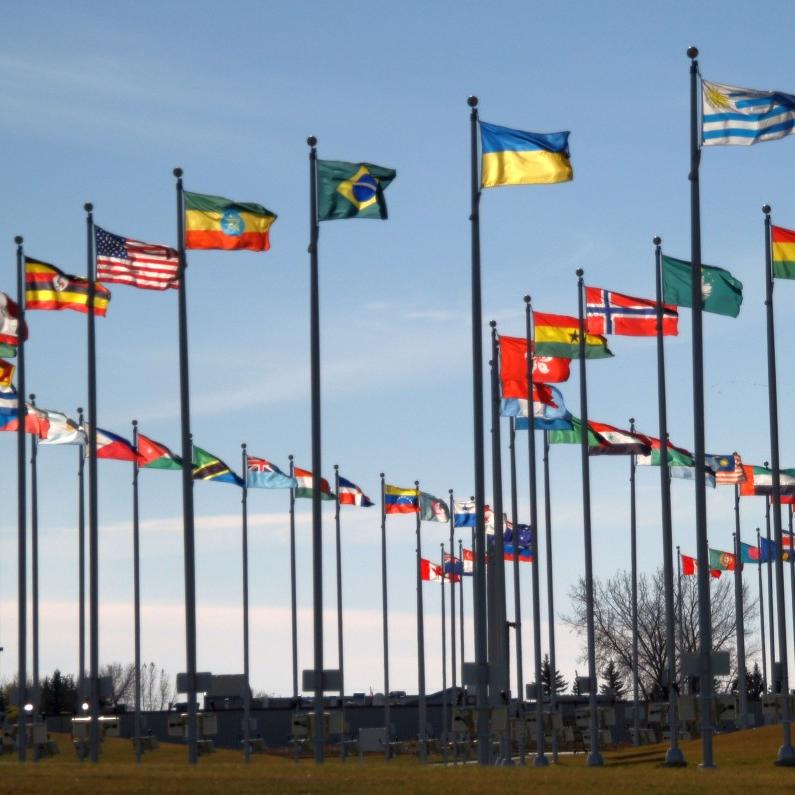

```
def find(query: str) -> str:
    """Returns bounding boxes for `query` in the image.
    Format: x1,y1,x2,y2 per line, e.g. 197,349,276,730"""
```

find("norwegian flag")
585,286,678,337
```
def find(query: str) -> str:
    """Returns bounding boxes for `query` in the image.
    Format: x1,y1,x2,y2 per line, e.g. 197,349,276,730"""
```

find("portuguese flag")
294,467,335,500
137,433,182,470
534,312,612,359
772,225,795,279
708,548,736,571
184,191,277,251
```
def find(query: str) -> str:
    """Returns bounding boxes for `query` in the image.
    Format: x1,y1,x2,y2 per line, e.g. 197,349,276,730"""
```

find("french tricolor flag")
338,476,374,507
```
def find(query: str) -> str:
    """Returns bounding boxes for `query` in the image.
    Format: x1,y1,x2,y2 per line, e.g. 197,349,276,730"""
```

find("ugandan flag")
192,445,243,485
534,311,612,359
25,258,110,316
184,191,277,251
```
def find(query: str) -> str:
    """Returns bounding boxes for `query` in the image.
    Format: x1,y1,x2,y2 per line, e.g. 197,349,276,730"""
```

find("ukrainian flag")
480,121,572,188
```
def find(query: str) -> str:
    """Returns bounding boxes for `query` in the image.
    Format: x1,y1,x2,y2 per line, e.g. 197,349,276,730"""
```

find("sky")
1,0,795,700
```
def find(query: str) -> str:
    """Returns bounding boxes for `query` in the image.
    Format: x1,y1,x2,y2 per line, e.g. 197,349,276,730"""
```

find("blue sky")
1,0,795,698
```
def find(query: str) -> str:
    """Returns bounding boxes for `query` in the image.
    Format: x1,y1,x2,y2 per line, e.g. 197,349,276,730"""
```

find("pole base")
586,750,604,767
775,744,795,766
698,762,717,770
533,753,549,767
662,746,687,767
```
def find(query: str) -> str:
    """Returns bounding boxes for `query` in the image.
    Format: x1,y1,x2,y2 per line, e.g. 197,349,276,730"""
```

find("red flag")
498,335,570,398
682,553,721,578
585,286,678,337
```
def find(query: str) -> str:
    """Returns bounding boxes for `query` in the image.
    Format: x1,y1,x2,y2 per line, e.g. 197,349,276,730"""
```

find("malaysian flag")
712,452,746,486
95,226,179,290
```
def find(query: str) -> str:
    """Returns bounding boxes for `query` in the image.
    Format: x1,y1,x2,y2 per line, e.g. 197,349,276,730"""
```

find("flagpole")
306,135,325,765
762,206,795,763
628,418,639,748
380,473,390,760
676,546,685,693
507,419,525,765
29,393,40,758
765,490,776,689
132,420,142,764
789,506,795,670
458,537,465,687
415,480,428,764
333,465,346,759
15,235,27,763
653,237,684,764
448,488,457,755
467,95,490,765
172,169,198,765
542,430,559,761
733,485,748,728
758,528,768,694
240,444,251,763
440,541,448,763
288,455,298,702
575,268,603,767
78,406,85,700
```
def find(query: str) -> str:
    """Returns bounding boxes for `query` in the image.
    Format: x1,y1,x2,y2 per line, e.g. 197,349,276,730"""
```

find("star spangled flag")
338,476,374,506
420,492,450,522
38,410,85,445
454,500,477,527
585,286,678,337
95,226,180,291
702,79,795,146
0,385,17,414
0,291,27,357
498,335,571,396
245,454,295,488
711,453,746,486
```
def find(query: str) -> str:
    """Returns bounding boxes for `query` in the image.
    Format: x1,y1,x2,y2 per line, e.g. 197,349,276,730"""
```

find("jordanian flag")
192,445,243,485
294,467,335,500
138,433,182,470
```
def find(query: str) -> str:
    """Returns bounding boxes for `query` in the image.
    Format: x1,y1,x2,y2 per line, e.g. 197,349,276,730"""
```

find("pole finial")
334,463,338,471
576,267,584,278
523,294,531,304
415,480,419,487
84,202,93,213
78,406,84,414
687,45,699,59
241,442,246,450
173,167,183,178
653,235,662,246
763,204,772,215
288,453,293,461
307,136,317,147
380,472,385,479
132,419,138,428
29,393,35,401
467,95,478,108
489,319,497,329
14,235,23,245
630,417,635,425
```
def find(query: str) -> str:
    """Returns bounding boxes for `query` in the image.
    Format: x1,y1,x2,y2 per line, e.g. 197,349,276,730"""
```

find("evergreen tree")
571,669,583,696
746,663,765,701
600,659,626,698
40,670,78,716
541,653,567,696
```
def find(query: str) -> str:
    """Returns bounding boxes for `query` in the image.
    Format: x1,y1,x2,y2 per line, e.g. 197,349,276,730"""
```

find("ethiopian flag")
772,225,795,279
184,191,277,251
138,433,182,470
534,312,612,359
316,160,396,221
192,445,243,485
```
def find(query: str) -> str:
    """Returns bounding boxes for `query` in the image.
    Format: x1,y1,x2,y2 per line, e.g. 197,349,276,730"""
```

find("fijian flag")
338,476,374,507
95,226,180,291
246,455,296,489
585,287,678,337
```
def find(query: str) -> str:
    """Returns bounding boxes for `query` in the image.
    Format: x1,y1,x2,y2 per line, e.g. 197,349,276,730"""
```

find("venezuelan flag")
772,225,795,279
184,191,277,251
480,122,572,188
384,484,419,514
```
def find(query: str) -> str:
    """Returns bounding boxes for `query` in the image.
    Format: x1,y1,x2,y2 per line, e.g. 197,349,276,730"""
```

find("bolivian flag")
534,311,612,359
184,191,277,251
772,225,795,279
25,258,110,316
480,122,572,188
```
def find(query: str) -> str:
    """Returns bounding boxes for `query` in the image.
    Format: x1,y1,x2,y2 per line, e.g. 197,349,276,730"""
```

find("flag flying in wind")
443,553,464,577
479,121,572,187
587,421,652,456
38,410,85,445
585,287,678,337
711,453,746,486
87,427,140,462
421,558,459,583
294,467,335,500
0,359,14,387
702,79,795,146
453,500,487,528
498,335,570,396
661,255,743,318
0,291,27,357
184,191,277,251
505,384,573,431
338,476,374,507
772,225,795,280
420,492,450,523
192,445,243,485
681,553,722,578
548,416,609,449
740,465,795,497
316,160,396,220
245,455,295,488
740,538,775,563
138,434,183,470
636,437,716,487
709,548,737,571
0,385,17,413
534,312,613,359
95,226,180,290
0,405,50,437
384,484,419,514
25,258,110,316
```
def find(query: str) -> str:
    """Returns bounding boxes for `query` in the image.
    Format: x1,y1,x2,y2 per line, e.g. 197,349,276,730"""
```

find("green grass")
0,726,794,794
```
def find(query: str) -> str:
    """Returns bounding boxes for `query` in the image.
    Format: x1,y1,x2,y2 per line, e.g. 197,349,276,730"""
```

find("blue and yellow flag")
480,122,572,187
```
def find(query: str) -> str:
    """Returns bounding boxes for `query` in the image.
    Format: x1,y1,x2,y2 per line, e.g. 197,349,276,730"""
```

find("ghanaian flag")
184,191,277,251
25,258,110,316
534,311,612,359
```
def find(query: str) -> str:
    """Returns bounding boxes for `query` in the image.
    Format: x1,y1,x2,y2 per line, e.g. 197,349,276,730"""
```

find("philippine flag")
338,476,374,507
93,427,140,462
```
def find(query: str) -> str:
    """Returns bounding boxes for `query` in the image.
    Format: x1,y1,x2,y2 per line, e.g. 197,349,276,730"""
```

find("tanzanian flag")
184,191,277,251
772,225,795,279
316,160,396,220
661,255,743,317
192,445,243,485
480,122,572,187
534,312,612,359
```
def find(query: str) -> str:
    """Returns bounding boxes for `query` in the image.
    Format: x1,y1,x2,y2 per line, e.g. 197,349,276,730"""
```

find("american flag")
95,226,179,290
713,452,746,486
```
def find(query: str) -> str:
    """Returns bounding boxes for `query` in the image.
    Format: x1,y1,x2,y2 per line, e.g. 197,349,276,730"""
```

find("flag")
384,484,419,514
0,385,17,414
587,421,652,456
0,291,27,357
548,416,609,449
504,546,533,563
454,500,477,527
740,540,777,564
420,492,450,522
192,445,243,485
38,410,85,445
740,465,795,497
421,558,459,583
772,225,795,279
499,335,570,397
25,258,110,316
661,255,743,318
184,191,277,251
0,359,14,387
636,437,716,487
138,434,183,470
711,453,746,486
0,405,50,438
585,286,678,337
443,552,464,577
462,547,475,574
534,312,613,359
504,384,573,431
245,455,295,488
84,427,140,462
681,553,721,578
316,160,396,221
709,548,737,571
95,226,179,290
479,121,572,187
338,476,374,506
294,467,335,500
702,79,795,146
504,523,533,561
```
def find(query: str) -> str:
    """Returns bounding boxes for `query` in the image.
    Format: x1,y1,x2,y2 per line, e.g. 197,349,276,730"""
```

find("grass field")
1,726,794,794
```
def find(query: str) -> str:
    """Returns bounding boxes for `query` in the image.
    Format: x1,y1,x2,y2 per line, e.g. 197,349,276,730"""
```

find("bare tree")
140,662,174,711
563,567,758,700
100,662,136,708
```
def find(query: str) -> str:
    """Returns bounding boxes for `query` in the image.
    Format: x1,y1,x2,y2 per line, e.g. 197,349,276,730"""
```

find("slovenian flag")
338,476,374,507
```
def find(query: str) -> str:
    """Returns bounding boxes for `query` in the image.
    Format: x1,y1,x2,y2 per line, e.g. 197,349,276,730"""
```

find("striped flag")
95,226,179,291
25,257,110,316
712,453,746,486
338,476,373,507
0,385,17,413
294,467,335,500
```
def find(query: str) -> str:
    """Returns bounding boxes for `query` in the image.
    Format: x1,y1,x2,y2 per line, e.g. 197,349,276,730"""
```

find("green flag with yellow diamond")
317,160,396,221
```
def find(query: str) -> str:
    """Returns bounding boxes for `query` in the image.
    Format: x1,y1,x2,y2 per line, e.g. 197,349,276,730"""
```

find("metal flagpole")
30,393,39,754
415,480,428,763
507,420,525,765
448,490,457,744
78,406,85,698
676,547,685,693
288,455,298,702
333,466,346,759
733,486,748,728
84,203,101,764
132,421,142,763
542,430,559,762
458,537,465,685
790,506,795,674
15,235,27,763
575,269,603,767
441,542,448,763
380,474,390,760
629,418,640,748
173,169,198,764
758,528,768,694
686,46,714,768
762,206,795,763
653,237,684,765
523,296,547,767
765,492,776,690
240,444,251,763
467,95,490,764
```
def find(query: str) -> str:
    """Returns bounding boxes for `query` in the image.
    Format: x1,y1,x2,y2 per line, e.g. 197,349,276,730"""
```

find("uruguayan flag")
702,79,795,146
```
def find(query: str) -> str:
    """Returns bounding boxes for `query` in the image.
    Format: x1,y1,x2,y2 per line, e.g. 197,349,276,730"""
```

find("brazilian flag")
317,160,396,221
